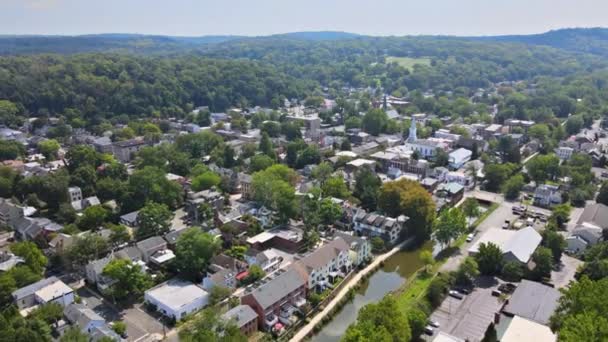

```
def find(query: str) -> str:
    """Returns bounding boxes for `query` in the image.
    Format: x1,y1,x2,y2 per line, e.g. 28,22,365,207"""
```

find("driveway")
551,255,583,288
428,277,504,342
171,207,188,231
77,287,165,342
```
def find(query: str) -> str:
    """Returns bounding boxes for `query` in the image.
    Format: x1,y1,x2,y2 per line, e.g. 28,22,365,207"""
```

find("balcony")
264,313,278,328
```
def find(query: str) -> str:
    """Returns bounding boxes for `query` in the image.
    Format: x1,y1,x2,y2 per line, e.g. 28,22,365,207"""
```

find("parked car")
466,233,474,242
491,289,502,297
498,283,517,294
456,287,471,295
449,290,464,299
602,171,608,178
424,326,435,335
429,320,440,328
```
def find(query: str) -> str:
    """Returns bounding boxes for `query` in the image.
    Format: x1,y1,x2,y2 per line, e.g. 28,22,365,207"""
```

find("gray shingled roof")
249,268,305,309
222,305,257,328
503,280,560,325
64,303,104,328
297,238,349,273
12,276,60,300
136,236,166,252
577,203,608,229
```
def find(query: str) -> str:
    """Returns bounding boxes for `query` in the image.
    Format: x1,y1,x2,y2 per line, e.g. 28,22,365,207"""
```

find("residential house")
240,267,307,331
112,138,147,163
245,248,291,274
0,251,24,272
533,184,562,208
334,231,372,267
185,189,225,223
92,136,113,154
85,256,116,292
566,203,608,253
119,210,139,228
352,209,408,245
246,225,305,253
12,277,74,311
221,305,258,336
555,146,574,160
448,148,472,170
144,279,210,321
68,186,83,203
293,238,351,291
239,173,253,200
434,182,465,209
136,236,169,264
202,268,238,291
502,280,560,325
64,303,106,335
468,227,542,264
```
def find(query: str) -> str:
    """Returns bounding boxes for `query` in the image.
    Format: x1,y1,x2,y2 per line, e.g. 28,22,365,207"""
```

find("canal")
310,241,433,342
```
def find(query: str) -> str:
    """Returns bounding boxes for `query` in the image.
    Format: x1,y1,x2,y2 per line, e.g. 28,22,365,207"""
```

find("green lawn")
386,56,431,70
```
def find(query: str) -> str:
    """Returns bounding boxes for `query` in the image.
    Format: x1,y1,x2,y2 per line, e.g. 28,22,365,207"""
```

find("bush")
501,261,524,282
371,237,386,253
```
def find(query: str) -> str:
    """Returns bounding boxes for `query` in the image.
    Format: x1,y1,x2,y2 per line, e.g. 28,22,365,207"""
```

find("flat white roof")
347,158,375,167
499,316,556,342
246,231,275,244
34,280,72,302
146,279,208,311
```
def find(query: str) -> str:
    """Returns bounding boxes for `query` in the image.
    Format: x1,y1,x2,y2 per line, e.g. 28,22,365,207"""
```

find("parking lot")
427,277,505,342
78,287,166,342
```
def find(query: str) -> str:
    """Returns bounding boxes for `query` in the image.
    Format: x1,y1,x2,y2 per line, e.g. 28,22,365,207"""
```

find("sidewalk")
289,238,413,342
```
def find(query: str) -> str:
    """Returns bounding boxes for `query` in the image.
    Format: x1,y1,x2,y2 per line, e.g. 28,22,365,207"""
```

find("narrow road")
289,238,414,342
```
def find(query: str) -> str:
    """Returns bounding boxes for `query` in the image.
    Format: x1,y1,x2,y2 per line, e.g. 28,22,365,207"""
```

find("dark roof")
136,236,166,252
503,280,560,325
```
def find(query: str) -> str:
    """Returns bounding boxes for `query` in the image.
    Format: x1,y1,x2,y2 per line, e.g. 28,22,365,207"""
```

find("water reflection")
311,242,432,342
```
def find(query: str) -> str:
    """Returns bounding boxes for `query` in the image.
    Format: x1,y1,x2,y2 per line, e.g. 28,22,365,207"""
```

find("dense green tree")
10,241,47,275
353,168,382,211
37,139,61,160
597,181,608,205
526,154,560,184
501,261,524,282
551,276,608,332
126,166,182,210
175,228,221,281
65,233,110,267
502,174,524,200
462,197,480,218
179,308,247,342
108,224,131,247
565,115,584,135
252,165,298,223
361,109,388,136
378,179,436,242
76,205,109,231
258,132,275,159
322,176,351,199
475,242,503,276
191,171,221,191
0,140,26,161
542,229,566,263
136,201,172,239
103,259,152,301
454,257,480,287
434,207,467,248
343,296,411,342
248,154,274,172
531,247,554,280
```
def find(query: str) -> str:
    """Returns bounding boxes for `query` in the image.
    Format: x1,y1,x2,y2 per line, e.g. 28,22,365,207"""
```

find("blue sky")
3,0,608,36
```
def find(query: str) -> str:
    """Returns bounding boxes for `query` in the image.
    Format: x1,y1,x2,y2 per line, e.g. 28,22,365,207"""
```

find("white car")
429,320,440,328
466,233,474,242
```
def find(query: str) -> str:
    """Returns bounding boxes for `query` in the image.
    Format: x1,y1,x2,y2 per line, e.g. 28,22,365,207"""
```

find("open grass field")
386,56,432,70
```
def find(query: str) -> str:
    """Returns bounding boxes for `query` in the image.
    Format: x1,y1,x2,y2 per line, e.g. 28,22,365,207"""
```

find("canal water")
311,242,433,342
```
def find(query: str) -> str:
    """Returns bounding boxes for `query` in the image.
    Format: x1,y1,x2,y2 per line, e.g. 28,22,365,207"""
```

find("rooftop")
468,227,542,263
498,315,556,342
247,267,306,309
221,305,258,328
145,279,208,311
34,280,73,302
503,280,560,325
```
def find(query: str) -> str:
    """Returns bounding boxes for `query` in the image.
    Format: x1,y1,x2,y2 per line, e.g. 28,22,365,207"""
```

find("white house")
469,227,542,264
566,203,608,253
533,184,562,208
352,209,408,245
144,279,209,321
448,148,472,169
334,231,372,267
294,237,351,291
12,277,74,311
